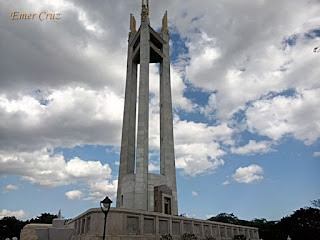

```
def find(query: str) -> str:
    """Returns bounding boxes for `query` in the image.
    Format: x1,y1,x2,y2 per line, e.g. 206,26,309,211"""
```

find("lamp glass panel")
103,203,110,209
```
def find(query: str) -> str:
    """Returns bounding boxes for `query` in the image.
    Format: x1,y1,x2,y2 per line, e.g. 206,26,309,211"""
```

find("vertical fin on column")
129,14,137,37
161,11,169,34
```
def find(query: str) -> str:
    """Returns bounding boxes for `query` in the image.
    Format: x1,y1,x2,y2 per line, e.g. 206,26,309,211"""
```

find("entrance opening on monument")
154,185,173,214
164,197,171,214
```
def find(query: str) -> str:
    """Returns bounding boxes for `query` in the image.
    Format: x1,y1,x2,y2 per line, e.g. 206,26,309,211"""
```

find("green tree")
182,233,198,240
249,218,281,240
311,199,320,208
208,213,240,225
0,216,26,240
233,235,246,240
29,213,57,224
278,207,320,240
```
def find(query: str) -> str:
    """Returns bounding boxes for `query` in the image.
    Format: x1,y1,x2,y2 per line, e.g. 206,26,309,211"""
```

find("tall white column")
135,19,150,211
117,34,138,207
160,32,178,215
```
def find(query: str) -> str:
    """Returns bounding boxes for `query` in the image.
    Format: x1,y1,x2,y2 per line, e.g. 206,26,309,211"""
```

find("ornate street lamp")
100,196,113,240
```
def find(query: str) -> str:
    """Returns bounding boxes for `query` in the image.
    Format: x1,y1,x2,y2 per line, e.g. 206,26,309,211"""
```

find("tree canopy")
311,199,320,208
0,213,57,240
208,206,320,240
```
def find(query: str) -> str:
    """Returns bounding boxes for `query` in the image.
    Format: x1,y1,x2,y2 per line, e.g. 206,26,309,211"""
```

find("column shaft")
160,33,178,215
135,21,150,210
116,37,137,207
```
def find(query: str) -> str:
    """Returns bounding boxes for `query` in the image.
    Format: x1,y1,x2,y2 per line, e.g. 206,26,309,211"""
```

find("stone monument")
116,0,178,216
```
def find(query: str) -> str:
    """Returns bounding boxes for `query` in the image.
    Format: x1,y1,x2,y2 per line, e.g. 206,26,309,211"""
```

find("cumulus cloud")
0,87,124,152
192,191,198,196
313,152,320,157
222,181,230,186
231,140,275,155
0,148,111,188
149,163,160,172
173,118,233,176
3,184,19,194
65,190,83,200
246,89,320,145
85,180,118,202
148,105,232,176
232,165,264,184
149,64,195,112
175,143,225,176
0,0,129,95
0,209,28,220
177,0,320,121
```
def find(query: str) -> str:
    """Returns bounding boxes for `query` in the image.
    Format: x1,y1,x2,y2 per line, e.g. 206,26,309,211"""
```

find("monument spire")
141,0,149,22
161,11,169,34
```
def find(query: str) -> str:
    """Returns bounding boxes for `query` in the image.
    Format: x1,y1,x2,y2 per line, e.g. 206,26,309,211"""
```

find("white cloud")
313,152,320,157
3,184,19,193
192,191,198,196
174,120,234,145
175,143,225,176
1,0,129,95
174,118,230,176
106,146,120,155
222,181,230,185
149,64,195,112
149,163,160,172
231,140,275,155
148,108,231,176
0,87,124,152
246,88,320,145
85,180,118,202
0,209,28,220
65,158,111,179
178,0,320,121
0,148,112,188
65,190,83,200
232,165,264,184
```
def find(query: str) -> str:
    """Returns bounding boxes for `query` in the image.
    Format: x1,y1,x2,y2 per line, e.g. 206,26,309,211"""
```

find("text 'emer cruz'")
11,11,61,21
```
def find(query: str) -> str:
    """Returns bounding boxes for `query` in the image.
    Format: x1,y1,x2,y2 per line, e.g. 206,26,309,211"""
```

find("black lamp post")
100,196,113,240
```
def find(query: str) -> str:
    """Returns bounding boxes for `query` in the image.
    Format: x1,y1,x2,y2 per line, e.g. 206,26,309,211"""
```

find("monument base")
65,208,259,240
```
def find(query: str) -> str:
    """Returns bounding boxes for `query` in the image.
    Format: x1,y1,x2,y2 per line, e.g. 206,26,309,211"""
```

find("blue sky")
0,0,319,222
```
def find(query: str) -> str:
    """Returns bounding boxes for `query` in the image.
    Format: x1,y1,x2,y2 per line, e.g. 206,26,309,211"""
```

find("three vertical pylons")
117,0,178,215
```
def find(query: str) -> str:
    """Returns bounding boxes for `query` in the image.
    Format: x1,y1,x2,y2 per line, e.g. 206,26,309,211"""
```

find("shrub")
183,233,198,240
161,234,173,240
233,235,246,240
203,236,216,240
